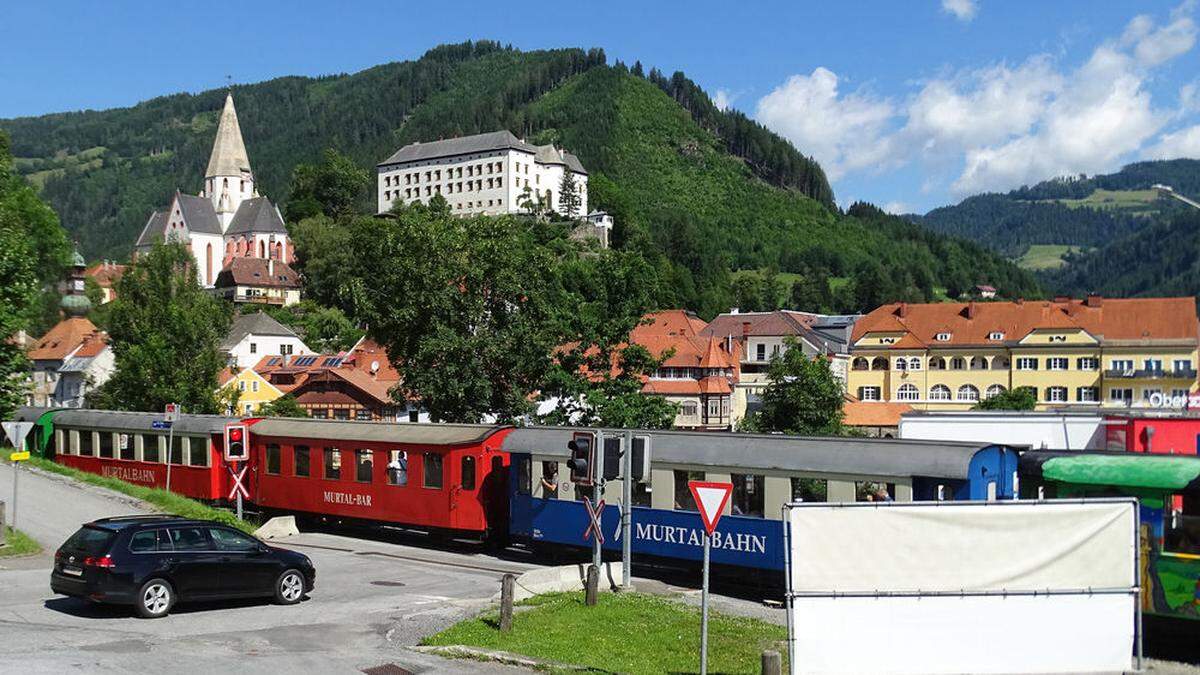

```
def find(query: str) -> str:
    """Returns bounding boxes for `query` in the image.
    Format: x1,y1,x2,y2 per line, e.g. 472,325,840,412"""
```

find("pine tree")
558,172,581,219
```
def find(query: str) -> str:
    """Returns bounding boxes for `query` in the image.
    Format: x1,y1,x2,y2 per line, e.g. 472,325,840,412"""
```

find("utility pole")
592,430,603,575
621,429,633,589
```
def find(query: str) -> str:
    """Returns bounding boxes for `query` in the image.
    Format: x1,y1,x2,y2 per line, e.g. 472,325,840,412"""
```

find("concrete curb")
254,515,299,539
410,644,598,672
489,561,627,603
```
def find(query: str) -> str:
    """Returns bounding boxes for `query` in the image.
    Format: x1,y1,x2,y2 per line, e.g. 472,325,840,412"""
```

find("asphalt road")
0,461,533,673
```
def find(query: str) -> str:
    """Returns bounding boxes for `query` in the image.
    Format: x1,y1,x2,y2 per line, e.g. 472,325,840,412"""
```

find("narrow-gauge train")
11,408,1021,571
1020,450,1200,620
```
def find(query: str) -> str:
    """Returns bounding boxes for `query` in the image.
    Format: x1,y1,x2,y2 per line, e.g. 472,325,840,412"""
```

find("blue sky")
2,0,1197,212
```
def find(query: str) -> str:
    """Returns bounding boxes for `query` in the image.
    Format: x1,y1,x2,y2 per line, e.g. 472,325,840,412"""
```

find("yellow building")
848,296,1199,411
217,367,284,415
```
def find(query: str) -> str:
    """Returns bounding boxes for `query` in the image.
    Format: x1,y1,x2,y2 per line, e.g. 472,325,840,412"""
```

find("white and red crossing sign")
583,497,606,545
164,403,181,422
689,481,733,535
228,463,250,501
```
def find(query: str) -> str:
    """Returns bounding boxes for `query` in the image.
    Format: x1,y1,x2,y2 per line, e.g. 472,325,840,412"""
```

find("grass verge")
422,591,787,674
19,456,255,534
0,526,41,557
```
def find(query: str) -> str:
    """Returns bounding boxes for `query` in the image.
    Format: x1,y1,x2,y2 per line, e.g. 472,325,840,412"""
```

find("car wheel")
275,569,305,605
135,579,174,618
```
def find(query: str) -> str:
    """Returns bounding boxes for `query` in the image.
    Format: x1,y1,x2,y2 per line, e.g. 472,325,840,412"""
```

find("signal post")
224,424,249,519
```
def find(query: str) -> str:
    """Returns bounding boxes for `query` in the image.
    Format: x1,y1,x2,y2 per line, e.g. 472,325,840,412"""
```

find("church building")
134,94,292,287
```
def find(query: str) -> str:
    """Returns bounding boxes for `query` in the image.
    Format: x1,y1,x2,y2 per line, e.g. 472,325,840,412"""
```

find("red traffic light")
229,427,243,442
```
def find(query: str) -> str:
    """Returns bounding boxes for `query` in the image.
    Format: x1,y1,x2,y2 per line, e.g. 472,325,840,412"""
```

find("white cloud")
755,67,895,180
884,201,913,214
942,0,977,22
1145,124,1200,158
1121,6,1197,65
712,89,734,111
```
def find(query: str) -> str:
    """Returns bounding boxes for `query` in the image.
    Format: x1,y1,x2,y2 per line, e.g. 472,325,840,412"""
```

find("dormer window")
988,331,1005,341
935,332,951,342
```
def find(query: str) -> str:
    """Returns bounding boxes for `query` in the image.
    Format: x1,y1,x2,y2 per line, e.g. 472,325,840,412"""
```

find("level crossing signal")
566,431,595,486
601,435,652,482
224,424,249,462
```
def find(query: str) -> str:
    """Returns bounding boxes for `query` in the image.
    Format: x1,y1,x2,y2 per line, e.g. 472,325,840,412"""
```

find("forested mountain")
2,41,1040,316
914,160,1200,258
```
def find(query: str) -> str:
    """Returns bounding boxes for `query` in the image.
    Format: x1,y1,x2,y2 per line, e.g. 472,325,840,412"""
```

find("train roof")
46,408,238,435
1020,450,1200,493
248,417,506,446
502,427,1009,480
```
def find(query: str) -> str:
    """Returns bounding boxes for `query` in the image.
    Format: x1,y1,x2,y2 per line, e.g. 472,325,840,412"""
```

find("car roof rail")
92,514,181,523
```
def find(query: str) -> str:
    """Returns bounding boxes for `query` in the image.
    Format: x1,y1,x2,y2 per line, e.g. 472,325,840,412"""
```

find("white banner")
786,501,1138,675
789,501,1135,592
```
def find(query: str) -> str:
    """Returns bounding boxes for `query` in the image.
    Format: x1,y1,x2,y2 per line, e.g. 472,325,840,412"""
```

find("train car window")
1165,513,1200,555
731,474,765,517
514,456,531,495
333,409,349,420
79,431,94,457
423,452,444,489
168,436,185,465
265,444,281,474
118,433,135,461
461,456,476,491
632,482,652,507
856,481,892,502
188,438,208,467
294,446,310,477
355,449,374,483
323,447,341,480
142,436,159,463
673,470,705,510
387,450,408,486
791,477,828,502
540,462,559,499
98,432,114,459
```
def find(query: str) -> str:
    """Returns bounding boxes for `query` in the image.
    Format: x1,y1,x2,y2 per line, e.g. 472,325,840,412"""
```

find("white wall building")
376,130,588,217
220,312,312,370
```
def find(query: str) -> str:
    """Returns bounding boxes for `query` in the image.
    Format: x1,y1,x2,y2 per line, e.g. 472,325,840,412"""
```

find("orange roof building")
628,310,738,430
27,317,114,408
83,262,127,304
847,296,1200,412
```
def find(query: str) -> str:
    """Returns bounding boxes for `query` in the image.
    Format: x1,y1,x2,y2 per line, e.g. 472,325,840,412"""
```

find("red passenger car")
44,409,235,501
244,418,512,538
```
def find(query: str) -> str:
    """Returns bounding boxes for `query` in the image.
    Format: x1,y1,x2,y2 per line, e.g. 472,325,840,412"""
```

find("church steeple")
204,93,255,230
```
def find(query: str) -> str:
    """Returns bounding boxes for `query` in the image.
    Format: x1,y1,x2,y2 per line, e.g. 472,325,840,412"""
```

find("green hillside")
2,41,1041,315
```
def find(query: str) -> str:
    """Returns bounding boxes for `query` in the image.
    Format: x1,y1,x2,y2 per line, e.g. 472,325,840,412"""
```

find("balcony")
1104,368,1198,380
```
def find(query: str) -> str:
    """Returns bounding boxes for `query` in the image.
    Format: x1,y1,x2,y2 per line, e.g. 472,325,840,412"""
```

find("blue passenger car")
503,427,1021,572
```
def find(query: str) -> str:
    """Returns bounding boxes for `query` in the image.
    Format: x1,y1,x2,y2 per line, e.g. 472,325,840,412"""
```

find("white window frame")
907,357,922,371
935,332,951,342
1110,388,1133,403
1174,359,1192,372
1144,358,1163,372
985,384,1006,399
1077,357,1098,370
1047,357,1068,371
929,385,952,401
1077,387,1098,402
859,386,881,402
988,331,1004,341
1110,359,1133,371
896,384,920,401
956,385,980,402
1046,386,1068,403
894,358,908,371
1016,357,1038,371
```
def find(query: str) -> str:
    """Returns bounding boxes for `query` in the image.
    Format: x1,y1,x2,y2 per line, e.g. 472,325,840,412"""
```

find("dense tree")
285,148,372,221
92,242,231,413
558,171,581,219
740,338,845,436
256,395,309,418
973,387,1037,411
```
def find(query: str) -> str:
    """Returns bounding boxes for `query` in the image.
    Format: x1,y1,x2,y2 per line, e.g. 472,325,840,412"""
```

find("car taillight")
83,555,115,569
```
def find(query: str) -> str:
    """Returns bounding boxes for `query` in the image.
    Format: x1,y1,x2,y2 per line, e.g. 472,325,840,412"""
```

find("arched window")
985,384,1007,399
970,356,988,370
929,357,946,370
897,384,920,401
206,243,213,285
871,357,888,371
908,357,922,371
852,357,869,371
993,357,1010,370
956,384,980,402
258,240,266,258
275,242,283,260
929,384,952,401
894,358,907,371
950,356,966,370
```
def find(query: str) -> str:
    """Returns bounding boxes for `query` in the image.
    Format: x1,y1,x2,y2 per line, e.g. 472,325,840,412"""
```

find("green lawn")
0,526,41,557
1014,244,1084,271
423,591,787,674
16,456,255,534
1049,188,1162,213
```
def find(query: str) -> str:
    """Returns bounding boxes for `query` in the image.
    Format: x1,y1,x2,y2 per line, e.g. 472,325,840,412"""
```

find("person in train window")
387,451,408,486
540,462,558,499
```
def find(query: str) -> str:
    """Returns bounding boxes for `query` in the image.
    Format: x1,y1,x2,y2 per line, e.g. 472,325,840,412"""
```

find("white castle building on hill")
134,94,292,288
376,130,588,217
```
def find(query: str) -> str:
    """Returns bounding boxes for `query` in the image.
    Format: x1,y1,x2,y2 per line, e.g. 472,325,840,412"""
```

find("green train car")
1020,451,1200,621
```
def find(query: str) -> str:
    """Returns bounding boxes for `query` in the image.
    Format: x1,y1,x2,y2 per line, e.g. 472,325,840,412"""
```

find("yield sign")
2,422,34,451
689,481,733,535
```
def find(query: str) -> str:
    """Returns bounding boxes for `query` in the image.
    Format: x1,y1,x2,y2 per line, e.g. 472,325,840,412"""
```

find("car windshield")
62,526,116,555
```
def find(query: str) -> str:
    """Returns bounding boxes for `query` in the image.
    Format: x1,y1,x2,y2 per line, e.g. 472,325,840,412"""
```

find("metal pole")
700,531,711,675
10,462,17,531
235,461,244,520
621,430,633,589
165,423,174,493
592,431,603,575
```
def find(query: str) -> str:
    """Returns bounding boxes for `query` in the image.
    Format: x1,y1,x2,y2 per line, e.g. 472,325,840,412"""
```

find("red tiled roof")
643,379,702,395
697,375,732,394
84,263,127,287
852,297,1199,348
842,401,913,427
28,318,99,361
72,332,110,358
214,257,300,289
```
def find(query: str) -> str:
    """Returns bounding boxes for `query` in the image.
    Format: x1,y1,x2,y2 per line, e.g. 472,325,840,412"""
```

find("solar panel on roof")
267,357,281,366
323,357,342,366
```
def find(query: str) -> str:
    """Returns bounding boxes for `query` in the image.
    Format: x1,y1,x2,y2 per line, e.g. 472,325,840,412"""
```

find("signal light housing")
566,431,595,486
224,424,249,462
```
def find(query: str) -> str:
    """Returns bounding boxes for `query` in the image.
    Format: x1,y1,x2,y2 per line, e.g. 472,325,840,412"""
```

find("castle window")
897,384,919,401
985,384,1006,399
1046,386,1068,402
858,386,881,401
929,356,945,370
929,385,951,401
956,385,980,402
